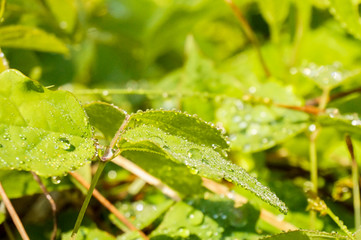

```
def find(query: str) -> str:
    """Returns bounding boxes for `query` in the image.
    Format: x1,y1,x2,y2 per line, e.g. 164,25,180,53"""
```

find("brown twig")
224,0,271,77
276,103,323,115
112,156,181,201
69,171,149,240
0,182,30,240
31,172,57,240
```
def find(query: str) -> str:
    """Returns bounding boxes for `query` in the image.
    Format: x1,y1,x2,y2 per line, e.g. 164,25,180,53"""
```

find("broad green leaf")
109,199,174,231
297,62,361,89
84,101,126,141
121,142,205,197
260,230,348,239
44,0,77,33
329,0,361,40
151,196,260,239
317,109,361,136
120,110,288,213
0,69,95,176
0,25,69,54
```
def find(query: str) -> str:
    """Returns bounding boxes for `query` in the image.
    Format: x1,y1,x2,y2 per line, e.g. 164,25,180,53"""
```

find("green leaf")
84,101,126,141
61,226,115,240
151,196,260,239
120,110,288,213
44,0,77,33
109,199,174,231
317,109,361,136
0,69,95,176
260,230,348,239
329,0,361,40
0,25,69,54
121,142,205,197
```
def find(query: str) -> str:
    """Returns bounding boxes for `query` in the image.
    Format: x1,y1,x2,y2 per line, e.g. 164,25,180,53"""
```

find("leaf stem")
69,171,149,240
223,0,271,77
0,0,6,23
71,161,106,239
345,135,361,230
31,172,57,240
0,182,30,240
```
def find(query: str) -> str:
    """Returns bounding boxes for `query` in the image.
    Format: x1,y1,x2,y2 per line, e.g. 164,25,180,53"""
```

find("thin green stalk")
309,128,319,229
346,135,361,229
71,161,106,239
327,208,355,240
318,88,330,110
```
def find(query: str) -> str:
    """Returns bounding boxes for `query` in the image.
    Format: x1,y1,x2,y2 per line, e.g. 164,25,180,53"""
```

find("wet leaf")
318,110,361,136
0,69,95,176
84,101,127,141
0,25,69,54
120,110,288,213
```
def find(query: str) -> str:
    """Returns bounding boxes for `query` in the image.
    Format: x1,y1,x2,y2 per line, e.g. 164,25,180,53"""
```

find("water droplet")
187,148,202,160
325,108,340,118
308,124,317,132
351,119,361,126
107,170,117,179
177,227,190,238
58,138,75,152
51,176,61,184
187,210,204,225
20,135,26,140
3,134,10,141
102,90,109,96
135,203,144,212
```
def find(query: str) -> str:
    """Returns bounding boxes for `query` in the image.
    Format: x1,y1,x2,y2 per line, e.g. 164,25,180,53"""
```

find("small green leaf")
84,101,126,141
44,0,77,33
0,69,95,176
318,109,361,135
120,110,288,213
329,0,361,40
260,230,348,239
0,25,69,54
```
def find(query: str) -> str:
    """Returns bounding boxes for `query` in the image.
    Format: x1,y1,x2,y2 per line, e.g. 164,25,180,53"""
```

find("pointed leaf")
84,101,126,141
0,25,69,54
120,110,288,213
0,69,95,176
318,110,361,135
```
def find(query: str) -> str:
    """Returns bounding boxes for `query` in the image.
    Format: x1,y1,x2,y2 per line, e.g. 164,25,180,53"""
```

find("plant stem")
309,130,319,196
345,135,361,229
318,88,330,110
223,0,271,77
0,0,6,23
0,182,30,240
31,172,57,240
70,171,149,240
71,161,106,239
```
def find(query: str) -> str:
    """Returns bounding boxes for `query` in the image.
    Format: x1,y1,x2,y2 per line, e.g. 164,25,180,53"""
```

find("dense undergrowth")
1,0,361,239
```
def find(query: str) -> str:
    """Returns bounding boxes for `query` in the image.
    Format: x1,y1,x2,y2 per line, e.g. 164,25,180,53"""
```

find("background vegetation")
1,0,361,239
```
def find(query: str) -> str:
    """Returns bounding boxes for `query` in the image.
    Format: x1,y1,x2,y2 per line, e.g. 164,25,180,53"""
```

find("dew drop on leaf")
177,227,190,238
58,137,75,152
187,210,204,225
51,176,61,184
187,148,202,160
